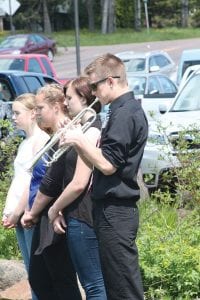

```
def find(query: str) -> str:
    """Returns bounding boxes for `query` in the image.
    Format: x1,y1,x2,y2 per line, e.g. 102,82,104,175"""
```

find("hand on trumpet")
59,124,83,147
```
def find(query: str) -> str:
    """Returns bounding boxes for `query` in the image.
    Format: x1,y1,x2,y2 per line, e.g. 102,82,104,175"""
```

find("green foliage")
0,122,22,259
138,200,200,299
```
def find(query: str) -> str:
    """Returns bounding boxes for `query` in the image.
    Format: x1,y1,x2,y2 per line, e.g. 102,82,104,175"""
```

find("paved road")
53,37,200,79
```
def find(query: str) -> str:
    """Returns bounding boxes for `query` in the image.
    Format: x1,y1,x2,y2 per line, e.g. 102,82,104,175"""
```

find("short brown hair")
84,53,127,84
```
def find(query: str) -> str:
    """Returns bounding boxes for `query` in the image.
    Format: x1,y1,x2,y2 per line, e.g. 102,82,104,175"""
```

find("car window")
0,58,25,70
0,80,14,119
148,77,160,94
34,35,46,43
182,60,200,77
28,58,43,73
9,59,25,70
159,76,177,94
0,80,13,102
126,58,145,72
172,73,200,112
128,77,146,95
41,57,54,77
22,76,44,94
28,35,37,44
153,55,171,68
0,37,27,48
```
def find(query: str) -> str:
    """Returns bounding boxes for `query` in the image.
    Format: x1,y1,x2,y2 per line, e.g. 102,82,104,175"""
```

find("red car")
0,34,57,61
0,54,67,85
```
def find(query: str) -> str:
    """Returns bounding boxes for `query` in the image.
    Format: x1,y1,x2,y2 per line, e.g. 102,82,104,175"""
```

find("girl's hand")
53,214,67,234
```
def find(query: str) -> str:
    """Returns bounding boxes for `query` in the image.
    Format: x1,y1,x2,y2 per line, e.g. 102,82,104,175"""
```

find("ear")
31,108,37,119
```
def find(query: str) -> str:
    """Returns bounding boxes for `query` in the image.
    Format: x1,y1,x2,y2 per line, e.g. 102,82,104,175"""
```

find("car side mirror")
150,66,160,72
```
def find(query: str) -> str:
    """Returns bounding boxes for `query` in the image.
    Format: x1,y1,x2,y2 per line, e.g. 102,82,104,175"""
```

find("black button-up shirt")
92,91,148,201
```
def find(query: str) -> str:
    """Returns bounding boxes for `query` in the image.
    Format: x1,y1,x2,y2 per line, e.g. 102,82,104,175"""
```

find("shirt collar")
109,91,134,113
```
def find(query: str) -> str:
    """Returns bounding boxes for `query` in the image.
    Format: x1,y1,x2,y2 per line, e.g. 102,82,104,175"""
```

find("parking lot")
53,38,200,78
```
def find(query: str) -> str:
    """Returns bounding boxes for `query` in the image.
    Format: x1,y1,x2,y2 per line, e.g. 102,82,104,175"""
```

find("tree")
85,0,95,31
43,0,52,34
181,0,189,27
101,0,115,33
134,0,141,31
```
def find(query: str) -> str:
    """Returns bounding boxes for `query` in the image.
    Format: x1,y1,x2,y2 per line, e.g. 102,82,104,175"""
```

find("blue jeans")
16,224,38,300
67,217,107,300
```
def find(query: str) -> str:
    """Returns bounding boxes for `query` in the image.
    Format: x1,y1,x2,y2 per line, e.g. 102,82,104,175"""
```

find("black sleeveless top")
39,115,102,227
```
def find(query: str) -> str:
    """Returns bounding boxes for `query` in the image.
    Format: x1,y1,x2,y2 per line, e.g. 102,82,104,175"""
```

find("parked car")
116,50,176,80
178,64,200,90
141,67,200,190
0,54,67,85
0,34,57,61
127,73,177,119
0,70,59,121
176,49,200,86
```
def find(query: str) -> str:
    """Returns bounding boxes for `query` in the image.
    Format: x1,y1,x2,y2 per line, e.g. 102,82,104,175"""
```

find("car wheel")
48,49,54,61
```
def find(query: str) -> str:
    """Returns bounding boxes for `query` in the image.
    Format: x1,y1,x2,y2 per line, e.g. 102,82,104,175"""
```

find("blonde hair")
14,93,36,110
84,53,127,83
37,83,67,113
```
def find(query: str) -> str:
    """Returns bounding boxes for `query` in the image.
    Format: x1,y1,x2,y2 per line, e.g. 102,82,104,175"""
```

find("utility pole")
74,0,81,76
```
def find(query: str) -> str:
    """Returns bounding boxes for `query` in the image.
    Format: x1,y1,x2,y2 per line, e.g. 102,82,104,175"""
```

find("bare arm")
60,126,117,175
48,127,100,222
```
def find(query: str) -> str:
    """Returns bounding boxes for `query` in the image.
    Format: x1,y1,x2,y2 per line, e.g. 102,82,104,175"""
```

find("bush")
0,123,22,258
138,200,200,299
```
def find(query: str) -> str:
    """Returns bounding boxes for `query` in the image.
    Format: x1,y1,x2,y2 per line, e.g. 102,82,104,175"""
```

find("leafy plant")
138,200,200,299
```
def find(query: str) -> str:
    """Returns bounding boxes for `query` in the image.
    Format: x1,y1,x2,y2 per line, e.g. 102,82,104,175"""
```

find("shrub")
138,200,200,299
0,122,22,258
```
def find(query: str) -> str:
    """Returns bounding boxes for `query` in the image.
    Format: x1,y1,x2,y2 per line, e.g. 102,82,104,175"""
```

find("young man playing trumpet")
58,53,148,300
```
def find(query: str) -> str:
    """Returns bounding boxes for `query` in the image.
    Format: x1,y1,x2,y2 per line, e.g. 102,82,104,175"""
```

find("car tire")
48,49,54,61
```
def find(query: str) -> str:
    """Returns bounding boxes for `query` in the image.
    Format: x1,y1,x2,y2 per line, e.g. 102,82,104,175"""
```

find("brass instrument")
26,98,98,171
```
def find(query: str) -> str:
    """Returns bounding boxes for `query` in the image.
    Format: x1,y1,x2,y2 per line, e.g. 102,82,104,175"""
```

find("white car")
141,66,200,190
127,72,177,120
116,50,176,80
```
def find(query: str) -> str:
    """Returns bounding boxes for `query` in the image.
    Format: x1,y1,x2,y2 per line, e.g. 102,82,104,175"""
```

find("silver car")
141,67,200,190
127,72,177,120
116,50,176,80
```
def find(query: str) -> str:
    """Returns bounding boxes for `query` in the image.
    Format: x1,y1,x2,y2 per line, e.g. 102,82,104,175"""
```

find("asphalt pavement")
53,38,200,79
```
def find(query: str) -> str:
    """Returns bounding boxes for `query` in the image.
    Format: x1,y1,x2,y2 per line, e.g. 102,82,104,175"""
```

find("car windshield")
127,76,146,95
126,58,145,72
0,58,25,70
171,73,200,112
0,37,27,48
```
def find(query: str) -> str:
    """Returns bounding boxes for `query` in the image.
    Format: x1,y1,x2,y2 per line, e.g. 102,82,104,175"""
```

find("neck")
25,122,41,138
52,113,66,133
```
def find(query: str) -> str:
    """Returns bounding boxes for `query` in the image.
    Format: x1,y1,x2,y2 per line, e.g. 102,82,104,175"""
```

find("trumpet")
26,98,98,171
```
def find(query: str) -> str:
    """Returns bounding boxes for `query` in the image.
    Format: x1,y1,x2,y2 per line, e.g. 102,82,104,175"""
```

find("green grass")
52,27,200,47
1,27,200,47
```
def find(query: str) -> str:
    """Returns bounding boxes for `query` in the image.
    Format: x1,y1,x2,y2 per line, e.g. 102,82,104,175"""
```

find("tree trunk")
86,0,95,31
101,0,109,34
107,0,115,33
134,0,141,31
181,0,189,28
43,0,52,35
